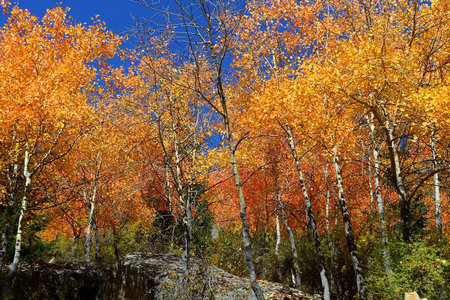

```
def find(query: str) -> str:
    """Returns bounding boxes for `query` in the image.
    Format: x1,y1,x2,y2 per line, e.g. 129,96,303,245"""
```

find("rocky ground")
6,253,322,299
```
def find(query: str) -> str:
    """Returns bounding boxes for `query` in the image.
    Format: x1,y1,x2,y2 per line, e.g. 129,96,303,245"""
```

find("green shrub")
367,239,449,299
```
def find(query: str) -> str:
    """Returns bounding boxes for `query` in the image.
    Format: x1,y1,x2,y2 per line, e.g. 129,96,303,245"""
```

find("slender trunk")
276,191,302,289
0,163,19,269
367,159,374,229
386,120,410,241
325,165,331,235
324,164,337,296
84,153,101,262
171,121,192,274
367,113,392,276
367,157,374,300
374,107,411,242
333,149,366,300
285,125,330,299
275,210,281,257
0,206,12,270
0,141,20,269
430,127,442,235
182,190,193,274
85,181,97,262
219,98,264,299
85,201,94,262
1,148,31,300
165,161,173,216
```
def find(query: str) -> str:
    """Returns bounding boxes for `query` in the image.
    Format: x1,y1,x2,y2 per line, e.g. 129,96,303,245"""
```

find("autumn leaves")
0,1,448,299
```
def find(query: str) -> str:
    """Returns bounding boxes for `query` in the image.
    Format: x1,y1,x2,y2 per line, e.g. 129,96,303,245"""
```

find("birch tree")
0,5,121,297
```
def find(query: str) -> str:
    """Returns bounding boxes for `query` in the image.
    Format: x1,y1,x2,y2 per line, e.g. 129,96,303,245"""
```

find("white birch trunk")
430,128,442,233
1,148,31,300
333,148,366,300
375,107,411,241
367,113,392,276
324,164,337,296
366,155,374,300
165,161,173,216
275,211,281,257
85,198,95,262
325,165,331,235
276,191,302,289
84,152,101,262
219,97,264,299
171,121,192,274
285,125,330,299
0,162,19,269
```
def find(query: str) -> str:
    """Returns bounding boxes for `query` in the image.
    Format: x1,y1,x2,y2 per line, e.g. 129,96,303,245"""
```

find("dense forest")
0,0,448,299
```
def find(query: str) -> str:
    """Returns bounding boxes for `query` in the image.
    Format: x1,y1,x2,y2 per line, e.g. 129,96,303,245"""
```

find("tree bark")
276,189,302,289
170,120,192,274
84,152,101,262
0,162,19,269
1,148,31,300
219,97,264,299
165,161,173,216
333,148,366,300
275,210,281,257
323,164,337,297
181,189,193,275
367,113,392,276
284,125,330,299
373,107,411,242
430,127,442,235
85,200,95,262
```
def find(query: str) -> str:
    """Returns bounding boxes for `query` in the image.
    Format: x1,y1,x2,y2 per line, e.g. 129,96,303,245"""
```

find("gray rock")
6,253,322,299
98,253,322,300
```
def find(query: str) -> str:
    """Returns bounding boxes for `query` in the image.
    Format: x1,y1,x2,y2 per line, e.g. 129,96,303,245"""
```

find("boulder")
6,253,321,299
98,253,321,300
7,262,104,299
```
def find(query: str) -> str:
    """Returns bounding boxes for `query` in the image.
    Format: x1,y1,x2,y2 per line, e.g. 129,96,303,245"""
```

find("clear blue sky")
1,0,154,53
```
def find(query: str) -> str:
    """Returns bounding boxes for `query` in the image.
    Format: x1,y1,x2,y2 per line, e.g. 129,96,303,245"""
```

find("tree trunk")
366,154,374,300
430,127,442,235
275,210,281,257
84,183,98,264
84,153,101,263
170,120,192,274
325,165,331,235
367,113,392,276
181,190,193,275
165,161,173,216
219,96,264,299
285,125,330,299
0,163,19,269
373,107,411,242
85,201,94,262
324,164,337,297
1,148,31,300
333,149,366,300
276,190,302,289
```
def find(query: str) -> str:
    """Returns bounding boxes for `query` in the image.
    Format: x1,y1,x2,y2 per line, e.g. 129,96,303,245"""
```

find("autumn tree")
0,5,121,297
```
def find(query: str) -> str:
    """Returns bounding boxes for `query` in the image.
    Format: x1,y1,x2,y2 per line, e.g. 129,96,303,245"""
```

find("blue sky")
1,0,154,52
